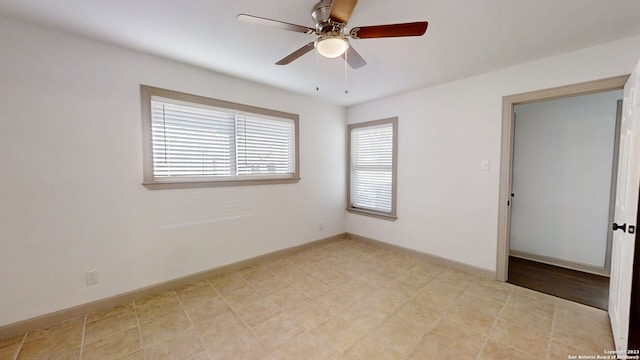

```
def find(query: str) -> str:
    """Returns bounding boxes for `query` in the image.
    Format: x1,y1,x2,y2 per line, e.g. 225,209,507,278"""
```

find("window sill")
346,207,397,221
143,177,301,190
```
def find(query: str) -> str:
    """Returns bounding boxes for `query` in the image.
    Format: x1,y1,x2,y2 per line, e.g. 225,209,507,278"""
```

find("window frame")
346,117,398,220
140,85,300,190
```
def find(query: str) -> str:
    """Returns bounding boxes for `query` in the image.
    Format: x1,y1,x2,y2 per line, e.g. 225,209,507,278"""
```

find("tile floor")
0,238,614,359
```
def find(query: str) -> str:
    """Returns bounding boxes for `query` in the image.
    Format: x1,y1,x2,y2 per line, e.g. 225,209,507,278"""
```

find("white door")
610,58,640,351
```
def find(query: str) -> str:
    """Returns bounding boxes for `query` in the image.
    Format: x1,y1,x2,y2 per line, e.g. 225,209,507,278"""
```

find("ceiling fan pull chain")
315,51,320,91
344,48,349,94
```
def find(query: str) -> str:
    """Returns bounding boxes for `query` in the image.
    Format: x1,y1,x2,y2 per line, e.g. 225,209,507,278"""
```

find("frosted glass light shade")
315,37,349,58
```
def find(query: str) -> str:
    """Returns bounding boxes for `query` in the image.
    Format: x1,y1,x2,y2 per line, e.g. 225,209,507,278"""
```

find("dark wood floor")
508,256,609,310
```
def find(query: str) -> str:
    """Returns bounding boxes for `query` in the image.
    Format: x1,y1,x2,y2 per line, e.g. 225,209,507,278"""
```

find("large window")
347,117,398,219
141,86,300,189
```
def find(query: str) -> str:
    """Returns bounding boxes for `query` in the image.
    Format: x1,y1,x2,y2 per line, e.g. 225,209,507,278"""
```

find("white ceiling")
1,0,640,106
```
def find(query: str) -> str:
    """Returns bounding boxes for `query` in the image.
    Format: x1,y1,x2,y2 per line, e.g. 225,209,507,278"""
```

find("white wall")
0,17,346,327
346,34,640,273
510,91,622,268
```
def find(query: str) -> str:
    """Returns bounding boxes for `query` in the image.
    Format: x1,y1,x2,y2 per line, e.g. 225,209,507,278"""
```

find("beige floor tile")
19,317,83,359
24,317,84,343
500,296,554,335
511,285,559,305
197,310,247,342
236,297,282,326
354,271,394,289
308,269,353,288
410,288,459,314
373,260,409,279
82,328,141,360
343,337,404,360
186,353,209,360
438,268,479,286
119,349,145,360
84,309,138,345
8,238,617,360
311,316,367,353
466,279,513,302
174,280,209,294
184,297,230,324
478,339,538,360
205,330,268,360
177,285,219,309
253,275,290,296
237,264,275,284
207,272,248,294
457,292,506,317
277,268,307,283
266,333,334,360
425,275,471,296
140,310,191,344
548,340,592,359
341,279,376,300
362,287,408,315
48,348,81,360
263,258,295,276
144,328,204,360
428,319,487,358
17,339,79,360
336,302,388,332
290,300,334,330
409,336,476,360
384,254,420,271
372,304,440,355
282,271,332,299
554,301,614,353
395,264,440,289
268,285,310,311
384,278,419,299
506,291,555,312
0,335,23,360
220,285,264,309
444,303,496,336
135,292,182,324
252,312,305,350
291,260,325,276
315,288,358,316
86,302,135,323
396,301,442,323
490,319,550,357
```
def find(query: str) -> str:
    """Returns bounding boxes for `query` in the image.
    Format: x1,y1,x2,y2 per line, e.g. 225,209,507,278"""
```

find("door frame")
496,74,629,282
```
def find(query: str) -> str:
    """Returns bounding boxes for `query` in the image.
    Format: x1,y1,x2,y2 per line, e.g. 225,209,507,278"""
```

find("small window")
141,86,300,189
347,117,398,220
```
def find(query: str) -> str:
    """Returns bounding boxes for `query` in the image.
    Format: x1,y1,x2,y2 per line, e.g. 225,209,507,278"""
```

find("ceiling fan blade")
329,0,358,24
350,21,428,39
342,46,366,69
237,14,315,34
276,42,316,65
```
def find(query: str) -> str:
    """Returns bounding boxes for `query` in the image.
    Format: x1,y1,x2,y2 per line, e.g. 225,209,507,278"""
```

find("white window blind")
350,122,394,214
236,115,296,177
151,100,236,178
149,97,296,181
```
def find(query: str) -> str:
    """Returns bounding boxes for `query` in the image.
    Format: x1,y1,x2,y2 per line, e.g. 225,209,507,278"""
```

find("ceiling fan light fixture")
315,36,349,58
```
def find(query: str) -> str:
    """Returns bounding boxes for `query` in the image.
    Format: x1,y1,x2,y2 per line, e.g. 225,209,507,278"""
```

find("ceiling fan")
237,0,428,69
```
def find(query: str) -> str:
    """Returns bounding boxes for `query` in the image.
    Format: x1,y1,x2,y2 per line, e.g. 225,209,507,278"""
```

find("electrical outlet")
85,270,99,286
319,222,325,231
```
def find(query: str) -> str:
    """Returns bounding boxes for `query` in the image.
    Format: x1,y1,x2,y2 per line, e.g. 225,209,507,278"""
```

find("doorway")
496,75,629,284
509,91,621,276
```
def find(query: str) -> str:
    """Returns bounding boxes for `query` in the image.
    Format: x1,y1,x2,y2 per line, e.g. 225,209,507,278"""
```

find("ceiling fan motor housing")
312,0,344,34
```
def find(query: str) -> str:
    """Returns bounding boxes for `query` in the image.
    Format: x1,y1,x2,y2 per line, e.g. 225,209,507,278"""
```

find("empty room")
2,0,640,359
